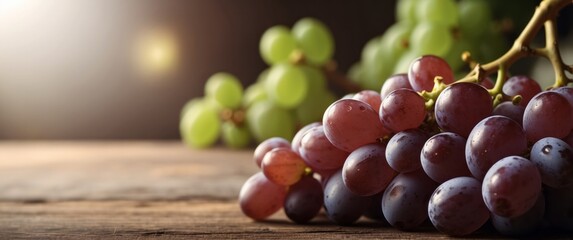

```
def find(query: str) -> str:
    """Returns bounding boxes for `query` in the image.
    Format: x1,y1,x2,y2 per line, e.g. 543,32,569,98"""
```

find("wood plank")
0,141,258,201
0,200,450,239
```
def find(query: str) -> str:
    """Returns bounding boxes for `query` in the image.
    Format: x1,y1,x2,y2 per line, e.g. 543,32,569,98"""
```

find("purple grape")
382,170,438,230
428,177,490,236
253,137,291,168
380,89,427,132
299,125,348,172
491,194,545,236
291,122,321,154
435,82,493,137
553,86,573,112
466,115,528,180
523,91,573,143
323,99,388,152
284,175,324,224
421,132,472,183
502,75,542,107
530,137,573,188
493,101,525,126
323,170,369,225
482,156,542,218
342,143,396,196
408,55,455,92
353,90,382,114
239,172,287,220
385,129,429,173
380,73,412,100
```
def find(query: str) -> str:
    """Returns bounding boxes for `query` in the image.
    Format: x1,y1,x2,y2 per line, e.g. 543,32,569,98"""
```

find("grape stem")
458,0,573,89
323,60,363,93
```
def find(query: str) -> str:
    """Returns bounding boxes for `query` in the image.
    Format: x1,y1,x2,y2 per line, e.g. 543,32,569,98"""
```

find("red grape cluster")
239,55,573,236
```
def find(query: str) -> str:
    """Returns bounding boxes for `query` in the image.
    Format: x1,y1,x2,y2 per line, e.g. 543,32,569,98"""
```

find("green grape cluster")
180,18,337,149
349,0,507,91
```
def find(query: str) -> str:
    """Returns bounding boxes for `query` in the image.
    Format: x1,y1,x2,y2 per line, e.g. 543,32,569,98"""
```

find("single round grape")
386,129,429,173
284,175,323,224
265,63,308,109
435,82,492,138
262,148,307,186
410,22,453,57
421,132,472,183
239,172,287,221
221,122,251,149
491,194,545,236
291,122,321,154
552,86,573,112
352,90,382,114
380,89,426,133
299,125,349,172
323,170,369,225
482,156,542,218
253,137,291,168
342,143,397,196
502,75,542,107
179,99,221,149
428,177,489,236
545,184,573,231
530,137,573,188
416,0,459,27
323,99,387,152
523,91,573,143
380,73,412,100
205,72,243,109
382,170,438,230
259,25,296,65
408,55,454,92
466,116,528,180
361,41,395,91
243,82,268,108
493,101,525,126
291,18,334,65
246,100,295,142
380,22,413,62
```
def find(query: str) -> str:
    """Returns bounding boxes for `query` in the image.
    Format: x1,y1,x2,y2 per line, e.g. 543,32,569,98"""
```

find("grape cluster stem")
460,0,573,89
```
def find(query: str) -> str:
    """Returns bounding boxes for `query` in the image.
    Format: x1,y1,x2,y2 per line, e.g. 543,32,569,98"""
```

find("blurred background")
0,0,571,140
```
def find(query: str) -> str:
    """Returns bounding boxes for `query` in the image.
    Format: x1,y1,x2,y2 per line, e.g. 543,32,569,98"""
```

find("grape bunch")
349,0,508,91
179,18,337,149
239,53,573,236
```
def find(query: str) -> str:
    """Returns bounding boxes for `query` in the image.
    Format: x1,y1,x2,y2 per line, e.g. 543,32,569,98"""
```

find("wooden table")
0,141,563,239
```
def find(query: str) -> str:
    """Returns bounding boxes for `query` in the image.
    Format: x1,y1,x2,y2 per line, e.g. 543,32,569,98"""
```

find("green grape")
300,65,327,91
221,122,251,149
417,0,459,27
397,0,418,24
361,35,383,63
265,63,308,108
180,99,221,148
257,68,270,84
246,100,295,142
393,50,419,74
292,18,334,66
259,25,297,65
458,0,493,40
478,27,508,63
362,47,394,91
444,37,473,71
205,72,243,109
409,22,453,57
295,89,336,126
348,62,364,85
380,22,413,61
243,82,268,108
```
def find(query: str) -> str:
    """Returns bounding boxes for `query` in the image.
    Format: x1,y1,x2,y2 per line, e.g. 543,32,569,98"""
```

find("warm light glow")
133,27,180,80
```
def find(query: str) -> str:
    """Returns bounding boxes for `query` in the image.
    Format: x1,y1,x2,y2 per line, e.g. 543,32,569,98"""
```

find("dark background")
0,0,570,140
